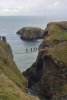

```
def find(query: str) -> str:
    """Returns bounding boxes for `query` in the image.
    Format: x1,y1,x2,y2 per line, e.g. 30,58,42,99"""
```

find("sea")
0,15,67,72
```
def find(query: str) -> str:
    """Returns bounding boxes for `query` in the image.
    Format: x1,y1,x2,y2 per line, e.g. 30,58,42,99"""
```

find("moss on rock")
0,42,39,100
17,27,44,40
23,21,67,100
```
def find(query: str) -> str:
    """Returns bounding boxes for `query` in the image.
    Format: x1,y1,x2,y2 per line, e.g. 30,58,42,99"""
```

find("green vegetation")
17,26,44,40
21,27,44,35
44,22,67,44
0,42,39,100
0,42,26,91
45,22,67,99
22,27,41,30
20,22,67,100
53,83,67,100
48,43,67,63
44,22,67,63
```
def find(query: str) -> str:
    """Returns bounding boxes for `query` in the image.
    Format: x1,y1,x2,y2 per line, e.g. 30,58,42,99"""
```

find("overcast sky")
0,0,67,16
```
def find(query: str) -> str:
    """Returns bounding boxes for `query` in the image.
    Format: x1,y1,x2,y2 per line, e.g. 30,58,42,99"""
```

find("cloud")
47,1,61,9
0,0,67,15
0,7,23,13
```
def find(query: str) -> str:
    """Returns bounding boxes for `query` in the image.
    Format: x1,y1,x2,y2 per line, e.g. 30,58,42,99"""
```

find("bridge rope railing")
12,41,67,55
12,48,47,54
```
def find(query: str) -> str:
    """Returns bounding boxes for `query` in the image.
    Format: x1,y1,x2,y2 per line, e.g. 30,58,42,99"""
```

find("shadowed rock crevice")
23,21,67,100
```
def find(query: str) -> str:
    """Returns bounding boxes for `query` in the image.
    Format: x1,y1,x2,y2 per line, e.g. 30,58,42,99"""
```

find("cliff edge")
23,21,67,100
0,42,39,100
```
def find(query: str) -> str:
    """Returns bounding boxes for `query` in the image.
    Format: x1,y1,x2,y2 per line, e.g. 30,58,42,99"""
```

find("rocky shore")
23,21,67,100
16,27,44,40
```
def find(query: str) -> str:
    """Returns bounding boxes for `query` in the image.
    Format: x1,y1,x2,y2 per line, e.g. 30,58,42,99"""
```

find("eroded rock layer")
23,21,67,100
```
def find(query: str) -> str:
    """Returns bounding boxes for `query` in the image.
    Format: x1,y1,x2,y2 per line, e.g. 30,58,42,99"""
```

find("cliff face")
23,21,67,100
0,42,39,100
16,27,44,40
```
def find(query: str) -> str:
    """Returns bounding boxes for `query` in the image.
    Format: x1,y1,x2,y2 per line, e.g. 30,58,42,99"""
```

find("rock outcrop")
16,27,44,40
0,42,39,100
23,21,67,100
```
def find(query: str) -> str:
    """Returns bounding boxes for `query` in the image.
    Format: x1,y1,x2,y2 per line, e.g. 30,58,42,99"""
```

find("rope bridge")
12,42,66,55
12,48,47,54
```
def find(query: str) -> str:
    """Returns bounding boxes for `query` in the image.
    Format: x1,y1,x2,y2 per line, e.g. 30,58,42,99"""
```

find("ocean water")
0,15,67,72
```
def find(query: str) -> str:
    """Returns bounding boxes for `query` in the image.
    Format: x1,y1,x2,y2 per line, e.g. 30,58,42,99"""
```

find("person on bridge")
26,49,28,52
31,48,32,52
35,47,37,51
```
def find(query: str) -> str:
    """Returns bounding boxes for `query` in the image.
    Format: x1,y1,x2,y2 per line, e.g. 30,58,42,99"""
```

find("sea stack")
16,27,44,40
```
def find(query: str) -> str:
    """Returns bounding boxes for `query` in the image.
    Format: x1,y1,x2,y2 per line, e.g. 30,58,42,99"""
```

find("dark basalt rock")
23,21,67,100
16,27,44,40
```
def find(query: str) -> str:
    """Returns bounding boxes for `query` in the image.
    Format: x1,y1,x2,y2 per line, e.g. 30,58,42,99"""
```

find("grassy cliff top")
44,21,67,44
44,21,67,64
43,22,67,99
0,42,39,100
48,43,67,64
22,27,41,30
0,42,26,91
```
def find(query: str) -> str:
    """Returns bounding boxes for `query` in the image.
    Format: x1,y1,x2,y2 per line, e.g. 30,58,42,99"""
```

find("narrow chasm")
23,57,43,88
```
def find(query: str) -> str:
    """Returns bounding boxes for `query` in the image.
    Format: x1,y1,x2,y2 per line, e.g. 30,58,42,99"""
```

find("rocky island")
1,21,67,100
23,21,67,100
16,27,44,40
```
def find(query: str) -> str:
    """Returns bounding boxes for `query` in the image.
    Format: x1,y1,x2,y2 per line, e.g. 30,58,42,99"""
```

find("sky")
0,0,67,16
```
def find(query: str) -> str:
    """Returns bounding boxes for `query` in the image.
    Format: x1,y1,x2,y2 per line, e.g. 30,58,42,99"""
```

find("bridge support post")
2,37,6,42
0,37,1,41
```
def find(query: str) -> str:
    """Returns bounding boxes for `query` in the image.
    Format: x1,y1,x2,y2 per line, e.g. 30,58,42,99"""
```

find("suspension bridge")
12,48,47,54
12,41,67,55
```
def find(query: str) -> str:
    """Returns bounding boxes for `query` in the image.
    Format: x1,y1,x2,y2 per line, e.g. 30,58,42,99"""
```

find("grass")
44,22,67,100
22,27,41,30
0,42,39,100
0,42,26,92
0,70,39,100
44,22,67,63
54,83,67,100
20,27,44,36
44,23,67,44
48,43,67,64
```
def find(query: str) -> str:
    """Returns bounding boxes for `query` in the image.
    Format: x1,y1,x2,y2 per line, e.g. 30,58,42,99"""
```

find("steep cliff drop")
0,41,39,100
23,21,67,100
